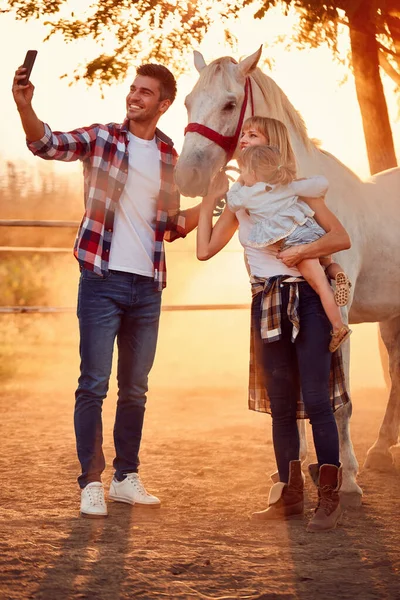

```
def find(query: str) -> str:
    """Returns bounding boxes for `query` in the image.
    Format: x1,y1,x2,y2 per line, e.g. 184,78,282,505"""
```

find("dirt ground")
0,312,399,600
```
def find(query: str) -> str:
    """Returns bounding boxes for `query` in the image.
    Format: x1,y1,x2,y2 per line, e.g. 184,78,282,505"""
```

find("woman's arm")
197,173,238,260
277,197,351,267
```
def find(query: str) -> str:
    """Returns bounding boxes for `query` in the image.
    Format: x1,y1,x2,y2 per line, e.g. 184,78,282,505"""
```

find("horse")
174,47,400,507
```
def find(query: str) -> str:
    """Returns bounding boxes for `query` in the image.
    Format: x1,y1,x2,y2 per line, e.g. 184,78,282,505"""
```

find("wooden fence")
0,219,249,314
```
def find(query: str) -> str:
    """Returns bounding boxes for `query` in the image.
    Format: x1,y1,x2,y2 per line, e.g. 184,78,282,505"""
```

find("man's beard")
128,105,160,123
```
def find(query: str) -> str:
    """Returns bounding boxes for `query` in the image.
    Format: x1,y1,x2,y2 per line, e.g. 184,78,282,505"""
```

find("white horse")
175,48,400,507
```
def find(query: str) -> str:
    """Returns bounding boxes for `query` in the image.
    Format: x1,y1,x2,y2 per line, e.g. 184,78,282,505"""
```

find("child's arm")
290,175,329,199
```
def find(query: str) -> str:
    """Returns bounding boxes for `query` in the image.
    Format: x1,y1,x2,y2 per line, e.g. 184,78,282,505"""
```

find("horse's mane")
251,68,312,150
252,68,361,180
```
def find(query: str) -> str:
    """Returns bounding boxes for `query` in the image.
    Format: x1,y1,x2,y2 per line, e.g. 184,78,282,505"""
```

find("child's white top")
235,209,302,278
227,175,329,246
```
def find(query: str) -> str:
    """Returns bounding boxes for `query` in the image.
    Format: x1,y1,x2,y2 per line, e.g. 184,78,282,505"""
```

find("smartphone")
20,50,37,86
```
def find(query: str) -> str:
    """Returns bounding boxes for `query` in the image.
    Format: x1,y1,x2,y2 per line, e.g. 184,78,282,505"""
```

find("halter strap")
184,77,254,165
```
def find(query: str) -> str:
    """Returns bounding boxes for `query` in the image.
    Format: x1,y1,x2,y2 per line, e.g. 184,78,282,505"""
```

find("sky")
1,3,399,178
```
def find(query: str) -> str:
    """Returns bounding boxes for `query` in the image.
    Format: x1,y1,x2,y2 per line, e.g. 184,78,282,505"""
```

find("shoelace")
316,486,336,514
87,486,105,506
126,474,151,496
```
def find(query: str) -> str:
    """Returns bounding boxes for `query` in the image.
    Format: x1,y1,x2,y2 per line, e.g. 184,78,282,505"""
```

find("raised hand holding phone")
12,51,38,112
19,50,37,86
12,50,45,142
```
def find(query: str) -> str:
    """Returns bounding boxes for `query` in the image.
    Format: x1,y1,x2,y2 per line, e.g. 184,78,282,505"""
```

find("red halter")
184,77,255,165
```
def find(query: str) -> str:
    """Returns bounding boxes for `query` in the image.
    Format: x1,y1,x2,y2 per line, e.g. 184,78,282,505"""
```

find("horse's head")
175,48,262,197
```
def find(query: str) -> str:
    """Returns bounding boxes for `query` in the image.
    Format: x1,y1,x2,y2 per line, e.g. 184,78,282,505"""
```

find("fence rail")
0,304,250,314
1,219,249,314
0,220,79,227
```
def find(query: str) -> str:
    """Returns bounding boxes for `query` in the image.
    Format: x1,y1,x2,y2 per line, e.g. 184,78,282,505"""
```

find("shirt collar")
122,119,174,148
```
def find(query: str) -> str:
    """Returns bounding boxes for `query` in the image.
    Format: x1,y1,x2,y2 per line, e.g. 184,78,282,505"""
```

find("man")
12,62,200,518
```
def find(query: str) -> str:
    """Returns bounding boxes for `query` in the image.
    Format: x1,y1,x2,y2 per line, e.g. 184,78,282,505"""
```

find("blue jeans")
253,282,340,483
74,269,162,488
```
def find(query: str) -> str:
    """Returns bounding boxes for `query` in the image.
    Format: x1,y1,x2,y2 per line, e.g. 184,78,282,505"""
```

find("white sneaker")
80,482,108,518
109,473,161,508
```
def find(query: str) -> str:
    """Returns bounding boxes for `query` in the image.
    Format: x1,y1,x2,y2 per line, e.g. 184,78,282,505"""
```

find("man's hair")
136,64,177,103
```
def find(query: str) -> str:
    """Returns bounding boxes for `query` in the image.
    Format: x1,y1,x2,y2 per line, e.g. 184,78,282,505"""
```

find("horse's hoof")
339,490,363,509
363,450,395,472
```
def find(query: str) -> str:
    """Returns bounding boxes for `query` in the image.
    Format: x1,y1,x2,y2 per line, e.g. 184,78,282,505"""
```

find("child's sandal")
334,272,351,307
329,325,352,353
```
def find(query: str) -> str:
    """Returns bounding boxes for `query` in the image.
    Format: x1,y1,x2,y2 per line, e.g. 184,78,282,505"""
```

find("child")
227,144,351,352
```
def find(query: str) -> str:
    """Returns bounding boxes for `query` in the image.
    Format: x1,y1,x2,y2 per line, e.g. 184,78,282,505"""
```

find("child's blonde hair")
242,116,296,172
241,145,296,186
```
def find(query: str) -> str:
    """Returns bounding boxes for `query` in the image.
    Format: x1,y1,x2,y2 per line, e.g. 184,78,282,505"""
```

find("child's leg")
297,258,344,331
325,262,351,307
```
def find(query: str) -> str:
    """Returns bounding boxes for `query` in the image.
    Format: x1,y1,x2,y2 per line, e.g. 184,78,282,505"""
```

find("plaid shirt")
249,274,350,419
28,120,187,290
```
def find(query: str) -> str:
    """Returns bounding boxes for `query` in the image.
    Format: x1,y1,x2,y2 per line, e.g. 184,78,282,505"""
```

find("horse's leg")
336,336,363,507
364,318,400,471
298,418,308,464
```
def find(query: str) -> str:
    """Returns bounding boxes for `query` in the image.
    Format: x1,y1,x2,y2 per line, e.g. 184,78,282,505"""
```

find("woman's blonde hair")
241,145,296,186
242,116,296,172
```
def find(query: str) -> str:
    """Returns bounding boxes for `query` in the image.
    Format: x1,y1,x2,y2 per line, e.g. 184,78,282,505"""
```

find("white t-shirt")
235,209,301,278
109,133,160,276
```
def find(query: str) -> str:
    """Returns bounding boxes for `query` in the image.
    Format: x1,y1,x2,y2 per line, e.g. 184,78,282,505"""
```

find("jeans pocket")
81,268,111,281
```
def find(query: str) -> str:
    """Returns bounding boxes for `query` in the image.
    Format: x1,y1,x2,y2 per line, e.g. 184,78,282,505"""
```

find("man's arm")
12,66,97,162
277,197,351,267
12,67,45,141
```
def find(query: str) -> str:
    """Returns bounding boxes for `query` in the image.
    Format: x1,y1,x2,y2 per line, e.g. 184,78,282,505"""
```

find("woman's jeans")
74,269,162,489
253,282,340,483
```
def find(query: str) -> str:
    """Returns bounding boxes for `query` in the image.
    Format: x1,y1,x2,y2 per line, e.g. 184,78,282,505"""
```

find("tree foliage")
3,0,399,88
234,0,399,172
239,0,400,88
1,0,239,85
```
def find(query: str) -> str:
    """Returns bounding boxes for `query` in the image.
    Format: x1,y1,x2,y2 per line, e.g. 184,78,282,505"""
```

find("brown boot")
252,460,304,521
307,464,342,532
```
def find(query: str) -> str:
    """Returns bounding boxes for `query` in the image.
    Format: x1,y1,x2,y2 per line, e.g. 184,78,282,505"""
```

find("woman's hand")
277,245,306,267
208,170,229,198
202,171,229,212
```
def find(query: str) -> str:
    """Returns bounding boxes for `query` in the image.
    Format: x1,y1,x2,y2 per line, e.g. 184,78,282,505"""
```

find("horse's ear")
194,51,207,73
237,46,262,77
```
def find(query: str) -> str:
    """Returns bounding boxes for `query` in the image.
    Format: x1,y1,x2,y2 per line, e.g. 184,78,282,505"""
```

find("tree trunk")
347,6,397,174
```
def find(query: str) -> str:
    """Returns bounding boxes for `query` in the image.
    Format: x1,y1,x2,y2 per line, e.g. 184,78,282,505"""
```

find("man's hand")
12,67,35,112
277,245,306,267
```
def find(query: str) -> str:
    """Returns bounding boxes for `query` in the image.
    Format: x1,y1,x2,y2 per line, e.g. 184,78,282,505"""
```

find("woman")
197,117,351,532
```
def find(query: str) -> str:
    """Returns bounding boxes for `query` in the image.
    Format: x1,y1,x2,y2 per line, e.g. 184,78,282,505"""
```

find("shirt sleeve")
290,175,329,198
164,190,187,242
226,181,249,212
27,122,99,162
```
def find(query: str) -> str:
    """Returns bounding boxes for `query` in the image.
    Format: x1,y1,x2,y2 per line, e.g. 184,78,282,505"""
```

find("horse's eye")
223,101,236,111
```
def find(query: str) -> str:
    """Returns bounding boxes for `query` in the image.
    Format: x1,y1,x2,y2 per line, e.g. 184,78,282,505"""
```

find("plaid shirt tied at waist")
249,274,350,419
251,274,302,343
27,120,187,290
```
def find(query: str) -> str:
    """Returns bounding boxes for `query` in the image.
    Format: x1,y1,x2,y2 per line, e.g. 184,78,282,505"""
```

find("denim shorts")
281,218,326,250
